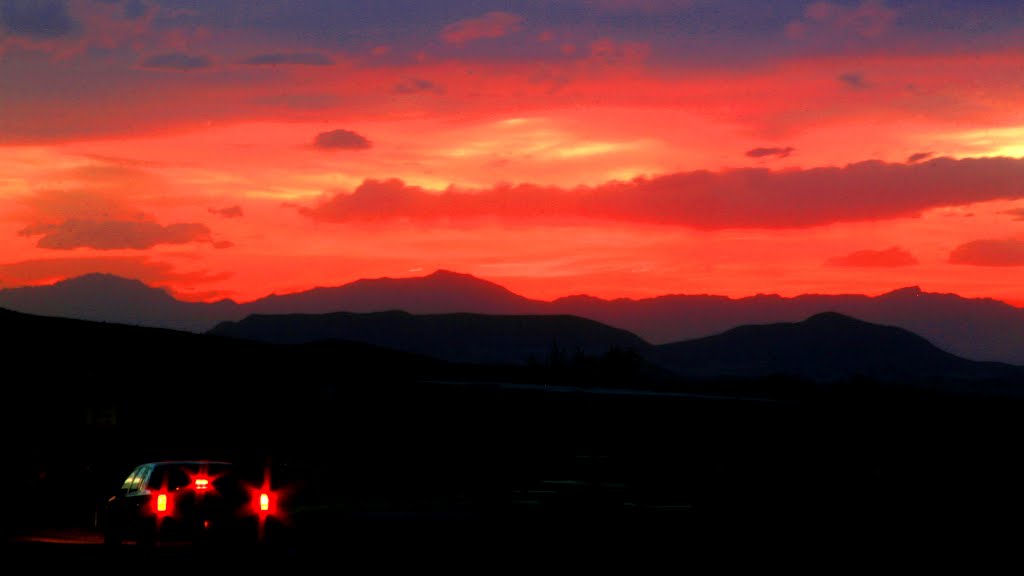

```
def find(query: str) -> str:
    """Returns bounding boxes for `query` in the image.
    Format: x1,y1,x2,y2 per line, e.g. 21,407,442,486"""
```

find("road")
9,509,1021,573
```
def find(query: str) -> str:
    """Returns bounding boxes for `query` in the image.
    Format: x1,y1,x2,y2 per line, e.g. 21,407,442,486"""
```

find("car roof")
137,460,234,467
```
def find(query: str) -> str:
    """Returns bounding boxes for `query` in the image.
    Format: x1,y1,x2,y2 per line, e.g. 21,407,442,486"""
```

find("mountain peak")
56,272,137,284
881,286,924,298
426,269,471,278
48,273,171,297
804,311,864,325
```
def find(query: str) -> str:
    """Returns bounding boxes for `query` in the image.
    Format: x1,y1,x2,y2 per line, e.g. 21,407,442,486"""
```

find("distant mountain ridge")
2,270,1023,365
654,312,1024,389
208,310,649,366
5,303,1024,396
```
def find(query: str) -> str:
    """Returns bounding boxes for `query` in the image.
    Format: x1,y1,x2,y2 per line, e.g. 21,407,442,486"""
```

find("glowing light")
194,478,210,490
156,493,167,513
949,126,1024,159
260,492,270,512
555,142,630,158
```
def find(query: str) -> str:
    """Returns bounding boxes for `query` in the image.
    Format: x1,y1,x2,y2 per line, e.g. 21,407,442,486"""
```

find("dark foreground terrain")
5,308,1024,569
9,378,1024,566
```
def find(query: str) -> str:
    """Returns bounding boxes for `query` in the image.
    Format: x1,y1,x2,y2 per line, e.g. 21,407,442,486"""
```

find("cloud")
787,0,897,40
838,72,869,89
208,206,243,218
746,147,795,159
300,157,1024,229
242,52,334,66
441,11,523,44
0,0,77,38
907,152,933,164
140,53,211,71
1002,208,1024,221
827,246,918,267
312,129,372,150
393,78,442,94
18,219,214,250
300,179,432,221
949,239,1024,267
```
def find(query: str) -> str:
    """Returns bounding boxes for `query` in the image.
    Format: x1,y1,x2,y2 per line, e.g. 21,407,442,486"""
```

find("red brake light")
151,491,172,517
194,478,210,490
260,492,270,512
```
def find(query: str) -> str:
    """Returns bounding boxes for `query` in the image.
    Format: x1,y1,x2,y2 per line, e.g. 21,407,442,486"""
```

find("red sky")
2,1,1023,305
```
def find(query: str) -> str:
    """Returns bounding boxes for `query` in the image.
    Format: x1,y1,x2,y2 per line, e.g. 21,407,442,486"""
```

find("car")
100,460,291,549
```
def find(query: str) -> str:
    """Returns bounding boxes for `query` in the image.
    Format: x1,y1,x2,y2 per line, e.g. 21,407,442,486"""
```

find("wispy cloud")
746,147,795,159
209,206,243,219
827,246,918,267
787,0,898,40
441,11,523,44
242,52,334,66
140,52,211,71
838,72,869,90
394,78,442,94
19,219,214,250
950,238,1024,266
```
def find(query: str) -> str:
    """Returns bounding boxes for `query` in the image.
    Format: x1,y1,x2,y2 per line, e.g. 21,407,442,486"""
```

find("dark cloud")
300,179,431,221
827,246,918,267
208,206,243,218
907,152,934,164
140,53,212,71
949,239,1024,267
394,78,442,94
838,72,869,89
300,156,1024,229
441,11,523,44
746,147,795,159
242,53,334,66
0,0,77,38
1003,208,1024,221
787,1,898,41
19,219,213,250
313,129,372,150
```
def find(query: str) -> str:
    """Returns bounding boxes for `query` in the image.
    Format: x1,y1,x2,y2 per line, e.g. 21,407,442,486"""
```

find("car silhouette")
100,460,290,548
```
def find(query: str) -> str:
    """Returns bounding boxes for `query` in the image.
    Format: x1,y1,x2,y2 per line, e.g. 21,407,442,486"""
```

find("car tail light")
151,491,173,517
186,468,223,495
250,486,277,517
242,465,294,541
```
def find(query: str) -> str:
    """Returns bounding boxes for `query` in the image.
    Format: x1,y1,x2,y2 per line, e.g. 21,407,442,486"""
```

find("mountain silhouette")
0,273,244,333
3,270,1023,365
655,312,1024,390
553,286,1024,365
245,269,542,316
208,310,650,366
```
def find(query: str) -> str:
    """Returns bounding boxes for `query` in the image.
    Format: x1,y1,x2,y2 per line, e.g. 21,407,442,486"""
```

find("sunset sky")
2,0,1023,305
